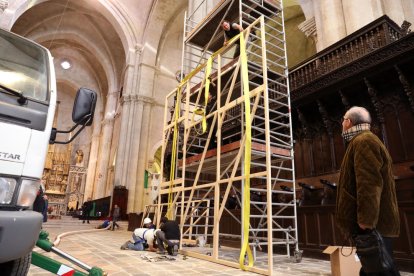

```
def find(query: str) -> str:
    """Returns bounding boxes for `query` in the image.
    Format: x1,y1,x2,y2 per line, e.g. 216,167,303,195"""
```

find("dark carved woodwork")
296,107,309,137
298,182,324,206
395,65,414,113
218,179,414,272
364,78,384,123
317,100,336,170
291,35,414,102
127,212,143,231
339,90,350,110
284,15,414,273
320,179,337,205
364,77,389,148
289,15,414,180
290,16,406,96
295,199,414,272
401,20,412,36
112,186,128,220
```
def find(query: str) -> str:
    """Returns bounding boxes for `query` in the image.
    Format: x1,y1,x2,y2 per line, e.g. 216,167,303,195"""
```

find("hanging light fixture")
61,60,71,70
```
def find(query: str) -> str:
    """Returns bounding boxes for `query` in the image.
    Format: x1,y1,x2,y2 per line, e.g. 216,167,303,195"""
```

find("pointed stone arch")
1,0,138,54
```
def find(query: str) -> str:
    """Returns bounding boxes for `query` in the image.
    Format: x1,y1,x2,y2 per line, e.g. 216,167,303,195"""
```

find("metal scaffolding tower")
157,0,300,274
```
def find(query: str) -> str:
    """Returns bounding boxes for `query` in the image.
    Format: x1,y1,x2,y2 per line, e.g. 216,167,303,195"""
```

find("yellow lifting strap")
193,56,213,135
238,32,254,270
167,86,181,219
166,57,213,218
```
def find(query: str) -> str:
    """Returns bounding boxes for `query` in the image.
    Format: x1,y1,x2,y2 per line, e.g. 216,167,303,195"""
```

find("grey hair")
345,106,371,125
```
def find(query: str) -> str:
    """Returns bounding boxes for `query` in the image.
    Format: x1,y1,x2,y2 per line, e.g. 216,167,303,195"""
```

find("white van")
0,27,96,275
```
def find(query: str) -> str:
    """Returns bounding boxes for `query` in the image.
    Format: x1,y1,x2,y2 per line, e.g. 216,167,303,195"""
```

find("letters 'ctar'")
0,152,21,160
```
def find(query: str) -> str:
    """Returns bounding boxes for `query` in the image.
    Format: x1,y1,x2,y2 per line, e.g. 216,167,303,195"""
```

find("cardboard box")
323,246,361,276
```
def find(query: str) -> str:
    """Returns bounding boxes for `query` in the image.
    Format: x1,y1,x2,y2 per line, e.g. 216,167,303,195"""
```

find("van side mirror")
49,88,97,144
72,87,97,126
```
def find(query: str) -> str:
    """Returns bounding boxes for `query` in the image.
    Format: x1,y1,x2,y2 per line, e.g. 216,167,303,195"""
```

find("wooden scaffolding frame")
157,0,300,274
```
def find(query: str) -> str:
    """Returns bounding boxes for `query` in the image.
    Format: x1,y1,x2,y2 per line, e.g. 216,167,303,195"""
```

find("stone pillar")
134,97,154,212
402,0,414,25
114,94,139,213
313,0,346,50
114,96,130,188
114,47,142,213
127,96,144,212
92,91,118,199
303,0,412,52
83,92,104,201
382,0,405,26
84,132,101,200
342,0,382,34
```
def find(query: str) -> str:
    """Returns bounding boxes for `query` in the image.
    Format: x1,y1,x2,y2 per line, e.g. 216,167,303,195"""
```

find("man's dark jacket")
336,131,400,237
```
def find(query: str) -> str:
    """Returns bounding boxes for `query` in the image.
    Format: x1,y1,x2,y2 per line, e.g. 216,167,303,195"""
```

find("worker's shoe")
120,241,130,250
172,245,179,256
156,250,166,255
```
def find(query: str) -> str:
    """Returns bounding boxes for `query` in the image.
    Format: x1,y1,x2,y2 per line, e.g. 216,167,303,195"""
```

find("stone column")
342,0,382,34
306,0,411,52
114,94,138,213
127,96,145,212
92,91,118,199
114,47,142,213
134,97,154,212
84,132,101,201
114,50,140,189
83,94,103,201
402,0,414,25
313,0,346,50
382,0,405,26
114,96,130,188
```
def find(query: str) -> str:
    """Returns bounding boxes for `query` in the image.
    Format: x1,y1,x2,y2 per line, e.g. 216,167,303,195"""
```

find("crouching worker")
96,218,111,229
156,217,180,255
120,227,157,251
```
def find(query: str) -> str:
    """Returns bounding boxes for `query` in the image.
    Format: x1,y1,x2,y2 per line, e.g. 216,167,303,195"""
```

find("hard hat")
143,217,152,225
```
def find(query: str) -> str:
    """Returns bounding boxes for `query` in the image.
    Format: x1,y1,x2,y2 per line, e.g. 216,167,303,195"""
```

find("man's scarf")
342,123,371,142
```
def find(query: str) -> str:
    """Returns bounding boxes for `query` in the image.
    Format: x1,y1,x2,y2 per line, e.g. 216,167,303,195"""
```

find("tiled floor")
27,217,413,276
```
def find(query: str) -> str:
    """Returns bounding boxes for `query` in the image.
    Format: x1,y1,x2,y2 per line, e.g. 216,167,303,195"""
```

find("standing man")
156,216,181,255
42,194,48,222
82,197,92,224
33,185,45,215
221,19,243,58
336,106,400,275
112,204,121,230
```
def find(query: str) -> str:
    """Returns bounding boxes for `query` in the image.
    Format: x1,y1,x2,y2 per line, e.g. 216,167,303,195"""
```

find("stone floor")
28,217,413,276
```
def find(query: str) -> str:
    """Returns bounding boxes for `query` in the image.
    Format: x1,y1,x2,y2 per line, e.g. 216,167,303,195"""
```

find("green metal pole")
31,251,88,276
36,230,53,252
32,230,105,276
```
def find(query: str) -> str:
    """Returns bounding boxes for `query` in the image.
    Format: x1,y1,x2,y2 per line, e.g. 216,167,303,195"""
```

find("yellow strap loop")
167,57,212,218
191,56,212,135
167,86,181,219
193,108,207,134
238,32,254,270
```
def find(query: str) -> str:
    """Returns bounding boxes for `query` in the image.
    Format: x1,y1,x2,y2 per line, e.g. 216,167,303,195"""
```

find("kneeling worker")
156,216,180,255
121,227,157,251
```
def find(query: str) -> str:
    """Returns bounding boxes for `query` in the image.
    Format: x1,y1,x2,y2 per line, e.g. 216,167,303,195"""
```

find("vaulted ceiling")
11,0,126,105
